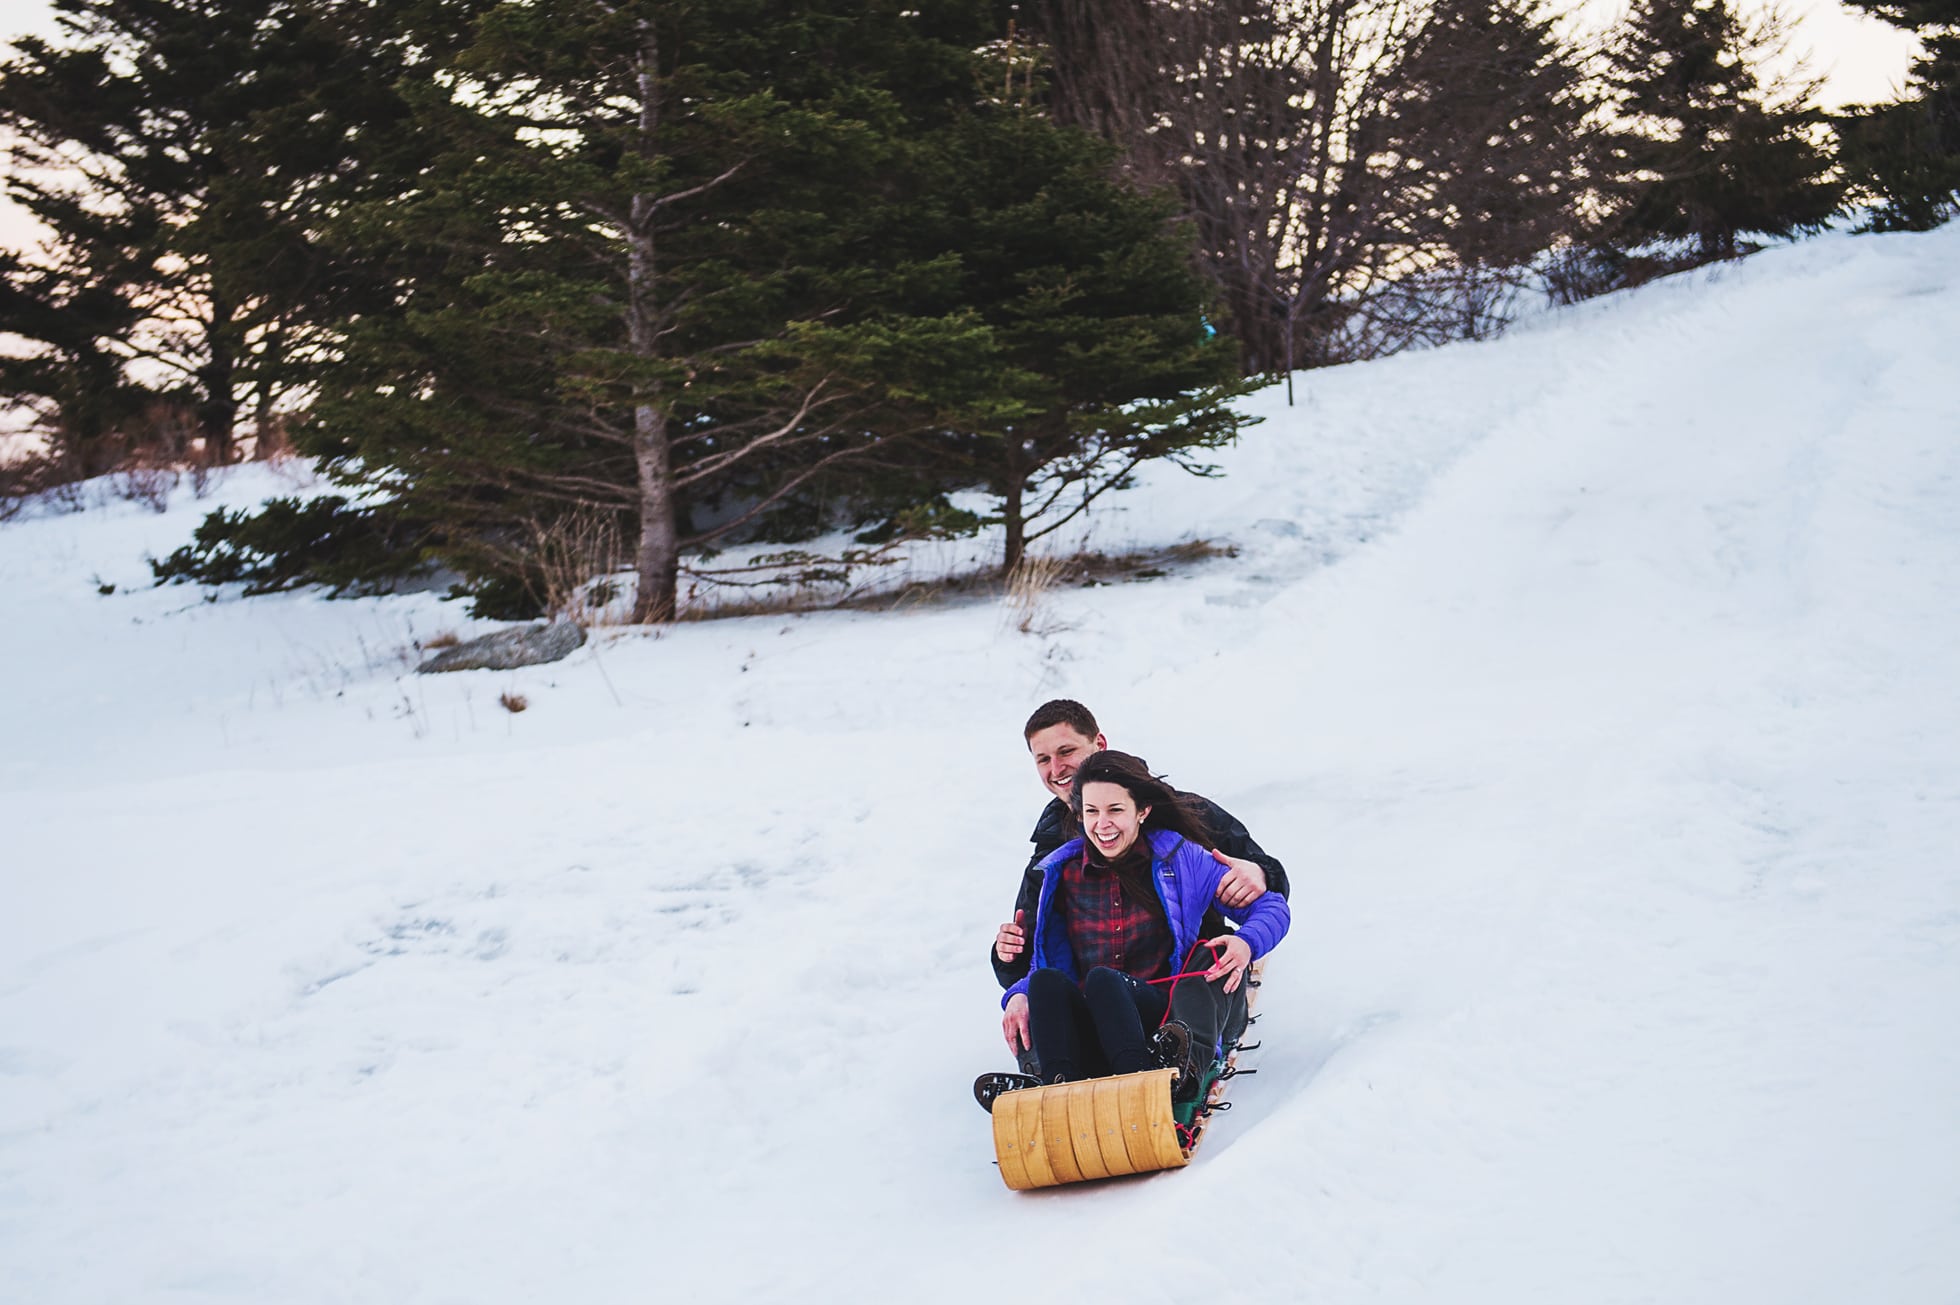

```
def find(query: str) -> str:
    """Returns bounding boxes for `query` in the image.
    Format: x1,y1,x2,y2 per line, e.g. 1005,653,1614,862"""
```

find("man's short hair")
1023,698,1099,742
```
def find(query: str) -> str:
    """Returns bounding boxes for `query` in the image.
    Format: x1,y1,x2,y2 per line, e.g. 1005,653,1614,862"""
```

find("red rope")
1149,937,1228,1031
1144,960,1221,987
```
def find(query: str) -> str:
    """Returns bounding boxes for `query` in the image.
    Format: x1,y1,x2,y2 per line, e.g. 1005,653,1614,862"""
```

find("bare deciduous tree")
1023,0,1596,372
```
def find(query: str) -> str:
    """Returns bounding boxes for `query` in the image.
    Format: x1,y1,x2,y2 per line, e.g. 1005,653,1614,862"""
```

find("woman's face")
1079,780,1152,859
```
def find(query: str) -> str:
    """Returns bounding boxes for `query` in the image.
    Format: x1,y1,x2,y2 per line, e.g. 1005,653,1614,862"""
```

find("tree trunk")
197,291,239,464
631,405,679,622
627,18,679,624
1001,433,1029,575
253,324,281,460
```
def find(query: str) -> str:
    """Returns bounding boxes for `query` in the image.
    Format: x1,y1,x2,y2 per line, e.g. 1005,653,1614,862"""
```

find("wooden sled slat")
1090,1077,1139,1178
1039,1082,1086,1184
1064,1078,1111,1182
1009,1082,1058,1189
991,1084,1035,1191
993,1068,1186,1190
1114,1070,1161,1174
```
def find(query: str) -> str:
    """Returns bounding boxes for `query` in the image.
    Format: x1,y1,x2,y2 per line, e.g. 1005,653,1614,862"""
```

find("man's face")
1027,723,1106,803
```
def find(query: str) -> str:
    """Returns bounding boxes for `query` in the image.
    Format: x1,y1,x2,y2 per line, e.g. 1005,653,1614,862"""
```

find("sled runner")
985,964,1262,1191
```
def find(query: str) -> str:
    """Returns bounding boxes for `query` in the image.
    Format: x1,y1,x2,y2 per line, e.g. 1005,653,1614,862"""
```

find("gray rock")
417,621,587,674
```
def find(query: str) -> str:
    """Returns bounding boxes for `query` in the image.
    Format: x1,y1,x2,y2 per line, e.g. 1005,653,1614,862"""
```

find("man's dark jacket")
990,794,1289,988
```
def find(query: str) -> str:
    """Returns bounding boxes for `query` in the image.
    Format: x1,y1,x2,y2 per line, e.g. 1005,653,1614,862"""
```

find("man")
991,699,1289,1067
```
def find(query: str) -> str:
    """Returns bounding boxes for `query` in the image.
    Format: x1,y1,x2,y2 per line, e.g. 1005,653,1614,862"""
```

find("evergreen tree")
1,0,290,462
1601,0,1841,261
301,0,1031,620
1836,0,1960,228
0,0,469,466
1388,0,1596,339
197,0,500,443
117,0,1239,615
867,107,1251,572
0,249,146,471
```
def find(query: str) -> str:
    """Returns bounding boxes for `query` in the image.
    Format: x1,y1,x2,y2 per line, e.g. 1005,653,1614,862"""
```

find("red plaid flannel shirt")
1058,846,1175,981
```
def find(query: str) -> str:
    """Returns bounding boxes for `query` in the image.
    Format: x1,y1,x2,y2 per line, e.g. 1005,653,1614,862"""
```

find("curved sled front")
991,1067,1187,1190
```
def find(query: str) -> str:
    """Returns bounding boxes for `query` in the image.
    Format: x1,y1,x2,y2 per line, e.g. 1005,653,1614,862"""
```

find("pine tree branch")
680,429,913,547
639,159,748,218
1023,447,1153,543
669,378,844,487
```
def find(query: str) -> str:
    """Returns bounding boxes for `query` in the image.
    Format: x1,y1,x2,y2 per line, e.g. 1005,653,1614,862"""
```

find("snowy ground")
4,227,1958,1304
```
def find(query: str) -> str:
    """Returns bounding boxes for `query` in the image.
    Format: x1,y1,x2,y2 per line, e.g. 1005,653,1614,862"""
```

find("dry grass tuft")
420,630,461,651
1004,552,1070,635
1164,538,1236,564
672,593,812,622
527,509,628,625
498,690,528,713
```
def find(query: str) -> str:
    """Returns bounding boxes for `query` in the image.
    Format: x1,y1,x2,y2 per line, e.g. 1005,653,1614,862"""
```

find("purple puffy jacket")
1002,828,1290,1008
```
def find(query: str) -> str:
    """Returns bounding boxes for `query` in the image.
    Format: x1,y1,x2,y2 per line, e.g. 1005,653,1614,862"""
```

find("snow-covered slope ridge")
3,227,1957,1304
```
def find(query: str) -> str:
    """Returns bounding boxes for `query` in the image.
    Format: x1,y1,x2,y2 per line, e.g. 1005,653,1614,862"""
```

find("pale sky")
0,0,1928,260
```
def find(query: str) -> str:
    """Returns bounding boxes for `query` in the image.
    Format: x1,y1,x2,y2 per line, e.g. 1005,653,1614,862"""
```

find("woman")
979,750,1289,1111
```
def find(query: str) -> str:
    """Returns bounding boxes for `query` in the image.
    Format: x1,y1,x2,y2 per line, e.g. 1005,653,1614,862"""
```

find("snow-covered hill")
4,227,1958,1304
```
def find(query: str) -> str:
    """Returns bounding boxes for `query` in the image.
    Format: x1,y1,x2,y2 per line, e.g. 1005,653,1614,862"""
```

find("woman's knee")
1082,966,1131,1000
1029,967,1077,1004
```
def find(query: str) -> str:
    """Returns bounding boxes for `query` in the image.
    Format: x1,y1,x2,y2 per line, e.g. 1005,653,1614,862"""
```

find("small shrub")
44,476,89,513
0,446,83,518
111,464,178,513
151,496,430,596
1542,244,1706,307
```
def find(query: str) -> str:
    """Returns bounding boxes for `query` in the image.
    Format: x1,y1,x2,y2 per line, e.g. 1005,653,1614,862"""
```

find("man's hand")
994,909,1028,964
1002,992,1032,1053
1211,848,1268,908
1202,935,1255,994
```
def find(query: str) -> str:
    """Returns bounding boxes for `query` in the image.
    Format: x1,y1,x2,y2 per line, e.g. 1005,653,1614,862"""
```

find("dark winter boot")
973,1071,1042,1114
1148,1021,1205,1105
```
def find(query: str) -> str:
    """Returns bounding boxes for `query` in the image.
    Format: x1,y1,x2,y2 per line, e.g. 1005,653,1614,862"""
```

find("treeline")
1,0,1953,619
